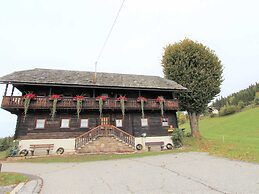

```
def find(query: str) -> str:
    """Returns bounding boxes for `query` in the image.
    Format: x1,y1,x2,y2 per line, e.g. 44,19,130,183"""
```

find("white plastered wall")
18,138,76,154
135,136,173,150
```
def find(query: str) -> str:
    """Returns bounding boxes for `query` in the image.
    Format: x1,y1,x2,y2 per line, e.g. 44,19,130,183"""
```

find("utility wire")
94,0,126,69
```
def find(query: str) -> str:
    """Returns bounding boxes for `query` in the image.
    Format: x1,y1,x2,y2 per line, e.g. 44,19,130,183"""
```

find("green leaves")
162,38,223,114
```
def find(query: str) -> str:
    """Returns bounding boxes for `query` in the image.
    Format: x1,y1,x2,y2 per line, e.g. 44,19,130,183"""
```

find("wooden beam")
4,84,8,96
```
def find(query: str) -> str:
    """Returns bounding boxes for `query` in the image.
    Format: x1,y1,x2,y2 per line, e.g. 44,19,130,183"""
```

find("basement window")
80,119,89,128
35,119,46,129
61,119,70,128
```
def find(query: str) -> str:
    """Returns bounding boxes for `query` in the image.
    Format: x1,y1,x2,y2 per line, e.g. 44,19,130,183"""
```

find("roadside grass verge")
0,172,28,186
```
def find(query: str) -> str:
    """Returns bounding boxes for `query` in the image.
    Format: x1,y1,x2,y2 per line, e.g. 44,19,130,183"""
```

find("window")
61,119,70,128
35,119,46,129
162,118,169,127
141,118,148,127
80,119,89,128
116,119,123,127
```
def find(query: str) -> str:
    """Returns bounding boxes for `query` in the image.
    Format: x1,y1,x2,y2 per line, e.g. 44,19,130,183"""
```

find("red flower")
96,96,107,101
23,93,36,99
116,96,128,101
156,96,165,103
49,94,62,100
137,96,147,102
73,95,85,101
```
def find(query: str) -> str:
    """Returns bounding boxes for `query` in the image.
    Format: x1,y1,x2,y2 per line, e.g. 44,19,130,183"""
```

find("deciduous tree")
162,39,223,137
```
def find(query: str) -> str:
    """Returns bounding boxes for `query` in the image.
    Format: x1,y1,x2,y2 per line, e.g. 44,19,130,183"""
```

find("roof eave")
2,81,187,92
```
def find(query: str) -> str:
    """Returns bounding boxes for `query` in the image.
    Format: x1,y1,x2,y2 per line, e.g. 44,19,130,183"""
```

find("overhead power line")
94,0,126,70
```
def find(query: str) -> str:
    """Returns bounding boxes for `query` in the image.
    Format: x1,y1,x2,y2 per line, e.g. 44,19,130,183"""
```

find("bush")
219,105,238,116
237,101,245,109
0,136,14,152
177,112,188,125
171,128,184,147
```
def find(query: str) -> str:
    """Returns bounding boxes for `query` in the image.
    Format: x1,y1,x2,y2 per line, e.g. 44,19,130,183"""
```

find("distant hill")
212,83,259,110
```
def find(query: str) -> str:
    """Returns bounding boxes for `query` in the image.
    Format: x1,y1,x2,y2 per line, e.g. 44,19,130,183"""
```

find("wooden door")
101,117,110,125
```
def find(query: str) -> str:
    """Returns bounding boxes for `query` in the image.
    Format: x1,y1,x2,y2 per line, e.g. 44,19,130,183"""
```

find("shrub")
177,112,188,125
254,92,259,105
237,101,245,109
219,105,238,116
171,128,184,147
0,136,14,152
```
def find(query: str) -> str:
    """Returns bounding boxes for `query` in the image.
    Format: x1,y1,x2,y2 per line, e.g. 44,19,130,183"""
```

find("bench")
29,144,54,156
145,141,164,151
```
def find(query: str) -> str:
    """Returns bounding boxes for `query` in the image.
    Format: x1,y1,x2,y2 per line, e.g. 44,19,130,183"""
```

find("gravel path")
2,152,259,194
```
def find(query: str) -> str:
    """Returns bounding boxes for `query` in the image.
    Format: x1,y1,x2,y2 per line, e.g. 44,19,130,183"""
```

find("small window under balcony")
35,119,46,129
61,119,70,128
80,119,89,128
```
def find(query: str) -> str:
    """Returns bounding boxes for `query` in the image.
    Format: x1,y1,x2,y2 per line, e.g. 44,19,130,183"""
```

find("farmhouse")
0,68,186,155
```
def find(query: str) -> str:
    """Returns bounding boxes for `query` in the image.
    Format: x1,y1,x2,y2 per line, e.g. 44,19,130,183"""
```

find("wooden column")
4,84,8,96
11,85,15,96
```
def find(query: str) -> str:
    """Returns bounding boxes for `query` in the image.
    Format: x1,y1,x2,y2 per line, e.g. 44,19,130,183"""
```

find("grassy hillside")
182,107,259,163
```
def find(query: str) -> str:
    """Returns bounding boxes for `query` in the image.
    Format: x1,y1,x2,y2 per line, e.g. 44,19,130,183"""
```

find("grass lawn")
181,107,259,163
0,172,28,186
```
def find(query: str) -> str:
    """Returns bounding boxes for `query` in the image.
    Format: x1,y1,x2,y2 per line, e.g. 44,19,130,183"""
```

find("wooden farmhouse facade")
0,68,186,155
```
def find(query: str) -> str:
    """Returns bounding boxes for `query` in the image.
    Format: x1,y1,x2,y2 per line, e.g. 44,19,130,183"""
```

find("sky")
0,0,258,137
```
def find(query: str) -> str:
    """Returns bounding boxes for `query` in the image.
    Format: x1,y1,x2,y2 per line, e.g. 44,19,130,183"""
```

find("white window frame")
141,118,148,127
162,118,169,127
116,119,123,127
35,119,46,129
80,119,89,128
60,119,70,128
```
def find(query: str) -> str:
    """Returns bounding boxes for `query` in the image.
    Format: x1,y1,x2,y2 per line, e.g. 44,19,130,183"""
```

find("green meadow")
182,107,259,163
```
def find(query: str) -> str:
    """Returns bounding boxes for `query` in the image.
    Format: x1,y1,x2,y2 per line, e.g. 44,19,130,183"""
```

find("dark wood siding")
14,109,178,140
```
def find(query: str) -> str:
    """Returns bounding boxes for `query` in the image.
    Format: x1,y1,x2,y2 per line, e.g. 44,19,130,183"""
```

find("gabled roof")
0,68,186,91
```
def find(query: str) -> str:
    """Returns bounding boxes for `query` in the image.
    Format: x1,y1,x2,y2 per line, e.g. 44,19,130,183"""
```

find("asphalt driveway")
2,152,259,194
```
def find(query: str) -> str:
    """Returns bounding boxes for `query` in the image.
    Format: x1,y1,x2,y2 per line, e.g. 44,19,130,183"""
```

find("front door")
101,117,110,125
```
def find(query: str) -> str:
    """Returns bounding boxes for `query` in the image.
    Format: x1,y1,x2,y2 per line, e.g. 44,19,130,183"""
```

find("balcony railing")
1,96,179,111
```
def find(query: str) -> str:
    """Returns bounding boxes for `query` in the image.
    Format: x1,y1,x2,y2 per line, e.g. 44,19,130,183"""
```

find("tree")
162,39,223,137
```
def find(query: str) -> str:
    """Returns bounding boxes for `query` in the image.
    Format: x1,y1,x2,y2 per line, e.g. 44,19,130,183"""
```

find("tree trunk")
188,112,201,138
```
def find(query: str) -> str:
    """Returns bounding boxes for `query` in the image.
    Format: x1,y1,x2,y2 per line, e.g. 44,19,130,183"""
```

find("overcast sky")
0,0,258,137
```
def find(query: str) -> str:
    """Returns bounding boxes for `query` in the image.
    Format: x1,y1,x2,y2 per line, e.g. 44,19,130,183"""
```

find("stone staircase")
77,136,134,153
75,125,135,153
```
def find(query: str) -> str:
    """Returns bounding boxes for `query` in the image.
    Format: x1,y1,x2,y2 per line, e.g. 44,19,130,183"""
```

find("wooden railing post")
1,96,178,111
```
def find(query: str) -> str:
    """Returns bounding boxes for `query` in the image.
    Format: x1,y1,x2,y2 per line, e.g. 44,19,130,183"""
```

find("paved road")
2,152,259,194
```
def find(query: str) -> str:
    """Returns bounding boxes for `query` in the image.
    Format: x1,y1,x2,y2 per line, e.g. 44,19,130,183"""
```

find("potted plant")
49,94,62,119
116,96,128,119
137,96,147,118
156,96,165,117
73,95,85,120
96,96,107,118
23,93,36,120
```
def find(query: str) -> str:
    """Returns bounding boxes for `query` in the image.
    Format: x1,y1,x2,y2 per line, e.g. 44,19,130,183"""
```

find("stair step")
77,136,134,153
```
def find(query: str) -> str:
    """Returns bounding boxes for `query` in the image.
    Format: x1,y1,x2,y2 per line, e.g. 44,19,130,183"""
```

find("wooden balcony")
1,96,179,111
